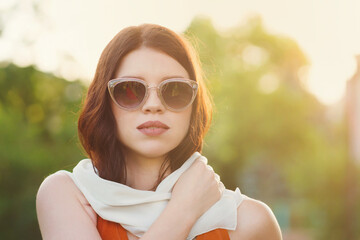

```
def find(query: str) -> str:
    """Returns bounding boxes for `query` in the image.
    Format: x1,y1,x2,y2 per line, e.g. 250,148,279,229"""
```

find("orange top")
97,214,230,240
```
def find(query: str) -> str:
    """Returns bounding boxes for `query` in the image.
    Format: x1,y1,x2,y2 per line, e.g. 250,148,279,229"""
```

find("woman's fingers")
198,156,207,165
219,181,225,194
214,173,220,183
205,164,223,195
205,164,221,184
198,158,221,184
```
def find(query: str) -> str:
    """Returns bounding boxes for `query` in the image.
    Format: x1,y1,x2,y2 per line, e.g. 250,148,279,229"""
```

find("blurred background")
1,0,360,239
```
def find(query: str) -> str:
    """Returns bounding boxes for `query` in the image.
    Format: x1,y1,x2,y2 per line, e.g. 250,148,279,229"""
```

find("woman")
36,23,282,240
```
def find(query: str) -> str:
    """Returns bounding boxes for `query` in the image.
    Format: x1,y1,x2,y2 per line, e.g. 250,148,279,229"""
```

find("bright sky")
1,0,360,105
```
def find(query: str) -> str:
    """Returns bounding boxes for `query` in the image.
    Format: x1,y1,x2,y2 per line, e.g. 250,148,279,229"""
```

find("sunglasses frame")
107,77,199,112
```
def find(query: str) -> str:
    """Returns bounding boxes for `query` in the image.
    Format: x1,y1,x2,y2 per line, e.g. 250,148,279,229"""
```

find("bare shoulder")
37,171,76,198
228,196,282,240
36,171,100,239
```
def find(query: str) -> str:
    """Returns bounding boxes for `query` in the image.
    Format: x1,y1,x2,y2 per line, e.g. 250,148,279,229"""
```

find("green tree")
0,63,86,239
185,16,355,239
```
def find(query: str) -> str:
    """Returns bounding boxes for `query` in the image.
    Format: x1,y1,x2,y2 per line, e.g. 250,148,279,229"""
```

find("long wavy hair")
78,23,213,190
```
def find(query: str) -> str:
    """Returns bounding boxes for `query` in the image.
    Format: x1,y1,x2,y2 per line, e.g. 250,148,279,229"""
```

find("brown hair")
77,23,213,190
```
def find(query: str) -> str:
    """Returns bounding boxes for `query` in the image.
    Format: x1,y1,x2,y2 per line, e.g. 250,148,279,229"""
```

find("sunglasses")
108,78,198,112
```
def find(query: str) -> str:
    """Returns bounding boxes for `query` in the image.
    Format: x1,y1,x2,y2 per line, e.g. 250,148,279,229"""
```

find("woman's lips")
137,121,169,136
138,127,169,136
137,120,170,129
137,121,170,136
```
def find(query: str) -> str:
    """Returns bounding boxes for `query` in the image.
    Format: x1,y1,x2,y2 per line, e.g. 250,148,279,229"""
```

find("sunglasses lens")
113,81,146,108
161,81,194,109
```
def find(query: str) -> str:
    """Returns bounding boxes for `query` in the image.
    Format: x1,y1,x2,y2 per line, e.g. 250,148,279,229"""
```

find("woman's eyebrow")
119,75,186,80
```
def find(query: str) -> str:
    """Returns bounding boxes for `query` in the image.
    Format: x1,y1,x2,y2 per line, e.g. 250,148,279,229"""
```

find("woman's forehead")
117,75,187,81
115,47,190,81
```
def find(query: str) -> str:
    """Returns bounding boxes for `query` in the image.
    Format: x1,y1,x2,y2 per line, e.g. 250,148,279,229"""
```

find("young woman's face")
111,46,193,159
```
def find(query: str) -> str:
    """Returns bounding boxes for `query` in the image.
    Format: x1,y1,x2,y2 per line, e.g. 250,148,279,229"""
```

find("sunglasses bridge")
139,85,170,108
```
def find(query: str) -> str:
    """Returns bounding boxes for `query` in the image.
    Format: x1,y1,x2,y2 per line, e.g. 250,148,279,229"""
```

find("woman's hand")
169,156,225,221
139,156,225,240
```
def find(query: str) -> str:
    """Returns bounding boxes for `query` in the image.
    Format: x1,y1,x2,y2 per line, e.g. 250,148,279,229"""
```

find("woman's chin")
138,148,171,159
125,145,174,159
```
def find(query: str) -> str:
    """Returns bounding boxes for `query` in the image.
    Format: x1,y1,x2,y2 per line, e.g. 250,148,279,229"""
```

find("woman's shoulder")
228,195,282,240
36,170,98,225
37,170,79,202
36,170,102,239
37,170,74,191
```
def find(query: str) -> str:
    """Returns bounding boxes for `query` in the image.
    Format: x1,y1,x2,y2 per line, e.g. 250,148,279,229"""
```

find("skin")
110,46,193,190
36,46,282,240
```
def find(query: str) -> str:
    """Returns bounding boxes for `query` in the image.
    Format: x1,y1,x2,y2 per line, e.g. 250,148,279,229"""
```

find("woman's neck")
124,151,171,191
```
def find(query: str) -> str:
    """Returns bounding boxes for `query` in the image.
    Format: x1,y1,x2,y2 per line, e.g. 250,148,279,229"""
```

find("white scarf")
60,151,244,240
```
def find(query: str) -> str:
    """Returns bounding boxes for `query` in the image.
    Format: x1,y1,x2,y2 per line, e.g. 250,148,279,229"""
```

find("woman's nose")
141,87,166,113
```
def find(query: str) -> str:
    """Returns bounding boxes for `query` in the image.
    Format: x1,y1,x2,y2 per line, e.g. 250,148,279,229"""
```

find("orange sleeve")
97,214,230,240
97,215,128,240
196,228,230,240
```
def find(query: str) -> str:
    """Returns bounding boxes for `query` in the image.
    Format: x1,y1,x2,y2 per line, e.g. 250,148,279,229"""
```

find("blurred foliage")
185,16,359,239
0,63,87,239
0,15,359,239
